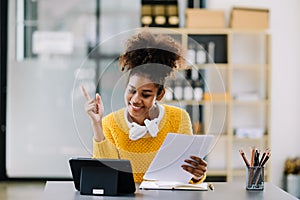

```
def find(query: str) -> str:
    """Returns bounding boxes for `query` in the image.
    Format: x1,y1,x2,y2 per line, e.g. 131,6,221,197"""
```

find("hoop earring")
154,101,157,110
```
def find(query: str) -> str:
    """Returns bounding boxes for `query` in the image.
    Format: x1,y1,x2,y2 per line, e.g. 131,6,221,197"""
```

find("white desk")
42,181,298,200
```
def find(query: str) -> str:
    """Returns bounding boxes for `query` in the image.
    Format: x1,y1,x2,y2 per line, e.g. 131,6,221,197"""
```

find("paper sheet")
143,133,215,183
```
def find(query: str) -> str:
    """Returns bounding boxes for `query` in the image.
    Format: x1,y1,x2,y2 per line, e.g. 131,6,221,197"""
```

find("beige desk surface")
42,181,298,200
0,181,45,200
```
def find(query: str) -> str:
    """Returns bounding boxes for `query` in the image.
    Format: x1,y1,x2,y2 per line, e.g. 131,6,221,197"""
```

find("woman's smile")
129,102,144,112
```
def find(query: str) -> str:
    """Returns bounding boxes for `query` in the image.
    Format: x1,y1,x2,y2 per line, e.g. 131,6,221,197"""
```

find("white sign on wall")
32,31,74,55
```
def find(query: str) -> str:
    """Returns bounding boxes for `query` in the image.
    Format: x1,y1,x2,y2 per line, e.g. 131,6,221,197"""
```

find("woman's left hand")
181,155,207,179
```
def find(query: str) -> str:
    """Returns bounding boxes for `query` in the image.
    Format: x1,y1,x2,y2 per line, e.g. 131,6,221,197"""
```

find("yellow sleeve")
92,115,119,159
189,173,207,184
178,109,193,135
93,138,119,159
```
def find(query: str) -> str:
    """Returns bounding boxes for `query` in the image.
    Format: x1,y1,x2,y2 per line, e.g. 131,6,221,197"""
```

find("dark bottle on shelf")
196,105,204,134
188,0,206,8
200,0,206,8
185,68,192,80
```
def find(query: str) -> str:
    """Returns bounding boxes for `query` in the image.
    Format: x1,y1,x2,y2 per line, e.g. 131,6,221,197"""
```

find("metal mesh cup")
246,166,264,190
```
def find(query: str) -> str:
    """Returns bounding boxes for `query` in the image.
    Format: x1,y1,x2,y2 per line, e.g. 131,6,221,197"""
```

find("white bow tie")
129,119,159,141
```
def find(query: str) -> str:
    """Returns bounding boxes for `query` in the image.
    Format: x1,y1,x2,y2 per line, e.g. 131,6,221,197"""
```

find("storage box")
235,127,265,138
230,7,269,29
186,9,225,28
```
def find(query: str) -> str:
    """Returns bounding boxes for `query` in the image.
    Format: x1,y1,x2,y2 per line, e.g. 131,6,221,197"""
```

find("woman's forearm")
91,121,104,142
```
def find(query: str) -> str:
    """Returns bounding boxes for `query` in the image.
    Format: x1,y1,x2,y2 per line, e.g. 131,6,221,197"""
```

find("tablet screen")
69,158,136,194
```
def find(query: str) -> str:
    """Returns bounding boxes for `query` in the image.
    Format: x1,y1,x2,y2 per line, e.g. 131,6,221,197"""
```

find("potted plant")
284,157,300,198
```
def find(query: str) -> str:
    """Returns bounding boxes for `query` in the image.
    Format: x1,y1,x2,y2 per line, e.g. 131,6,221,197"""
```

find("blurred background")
0,0,299,197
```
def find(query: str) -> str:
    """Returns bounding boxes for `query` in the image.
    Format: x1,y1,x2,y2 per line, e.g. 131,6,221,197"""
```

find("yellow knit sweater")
93,104,193,183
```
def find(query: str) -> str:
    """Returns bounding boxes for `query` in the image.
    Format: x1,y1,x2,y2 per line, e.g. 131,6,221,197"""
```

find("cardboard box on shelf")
186,9,225,28
230,7,269,29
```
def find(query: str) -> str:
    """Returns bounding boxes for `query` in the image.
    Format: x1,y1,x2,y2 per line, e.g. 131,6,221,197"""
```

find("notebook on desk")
142,133,215,183
139,180,208,191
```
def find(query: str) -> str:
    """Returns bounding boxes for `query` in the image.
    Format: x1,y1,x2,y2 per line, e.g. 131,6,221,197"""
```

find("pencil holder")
246,166,264,190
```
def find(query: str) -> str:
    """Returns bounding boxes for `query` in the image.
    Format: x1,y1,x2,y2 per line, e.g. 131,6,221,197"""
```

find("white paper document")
143,133,215,183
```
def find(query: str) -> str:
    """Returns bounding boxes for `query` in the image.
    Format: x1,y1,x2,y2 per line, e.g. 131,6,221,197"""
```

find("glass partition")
7,0,140,178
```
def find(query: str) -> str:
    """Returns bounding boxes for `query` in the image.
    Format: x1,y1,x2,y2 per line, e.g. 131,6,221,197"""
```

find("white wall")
208,0,300,187
269,0,300,188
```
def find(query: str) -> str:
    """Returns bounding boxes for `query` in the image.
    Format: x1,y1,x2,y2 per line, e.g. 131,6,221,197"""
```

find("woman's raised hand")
81,85,105,142
81,85,104,124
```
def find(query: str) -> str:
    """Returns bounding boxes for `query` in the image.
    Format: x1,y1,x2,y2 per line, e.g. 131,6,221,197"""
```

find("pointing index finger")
96,93,104,109
81,85,90,100
96,93,101,104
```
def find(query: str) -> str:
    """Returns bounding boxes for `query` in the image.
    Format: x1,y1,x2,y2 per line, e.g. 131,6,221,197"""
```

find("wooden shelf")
233,135,268,142
207,170,228,176
148,27,269,35
231,100,269,105
162,100,228,105
154,27,271,182
185,63,229,69
230,64,269,70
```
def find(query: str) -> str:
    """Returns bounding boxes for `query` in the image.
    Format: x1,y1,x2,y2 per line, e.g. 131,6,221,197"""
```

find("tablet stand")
80,166,119,196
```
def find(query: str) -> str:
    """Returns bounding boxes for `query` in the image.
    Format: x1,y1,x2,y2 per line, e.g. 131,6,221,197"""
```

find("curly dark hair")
119,29,184,94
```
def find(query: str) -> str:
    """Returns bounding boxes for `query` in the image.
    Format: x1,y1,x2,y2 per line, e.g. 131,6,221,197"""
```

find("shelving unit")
152,28,271,182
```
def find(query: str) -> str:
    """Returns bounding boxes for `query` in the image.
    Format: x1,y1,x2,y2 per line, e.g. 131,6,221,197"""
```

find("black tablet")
69,158,136,195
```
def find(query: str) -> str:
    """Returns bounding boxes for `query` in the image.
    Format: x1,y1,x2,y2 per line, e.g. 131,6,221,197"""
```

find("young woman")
82,29,207,183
